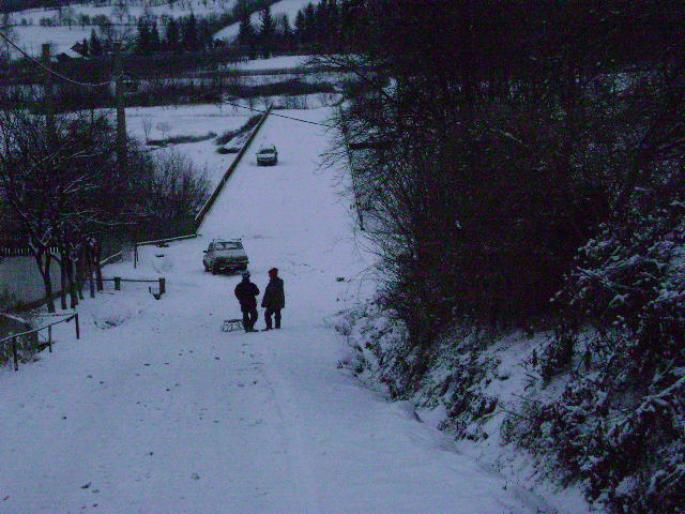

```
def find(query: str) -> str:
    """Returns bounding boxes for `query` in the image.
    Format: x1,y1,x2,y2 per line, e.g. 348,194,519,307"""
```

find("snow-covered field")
122,104,252,187
0,107,547,513
7,0,236,58
9,0,236,26
234,54,312,71
9,25,93,57
214,0,313,42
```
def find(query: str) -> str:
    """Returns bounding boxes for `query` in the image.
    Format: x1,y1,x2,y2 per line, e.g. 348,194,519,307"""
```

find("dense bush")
505,149,684,511
131,149,210,239
332,1,684,509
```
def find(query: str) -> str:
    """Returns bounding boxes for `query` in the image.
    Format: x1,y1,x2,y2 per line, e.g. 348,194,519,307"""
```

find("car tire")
211,264,217,275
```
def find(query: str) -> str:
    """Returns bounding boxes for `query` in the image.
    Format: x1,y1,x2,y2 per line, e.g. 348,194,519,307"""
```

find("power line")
224,101,334,128
0,31,111,88
1,32,336,128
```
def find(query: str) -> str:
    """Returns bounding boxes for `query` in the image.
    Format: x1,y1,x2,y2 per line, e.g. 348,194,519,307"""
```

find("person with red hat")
261,267,285,330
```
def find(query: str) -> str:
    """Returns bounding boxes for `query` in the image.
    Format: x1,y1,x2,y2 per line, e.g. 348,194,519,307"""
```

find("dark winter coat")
261,277,285,309
235,280,260,310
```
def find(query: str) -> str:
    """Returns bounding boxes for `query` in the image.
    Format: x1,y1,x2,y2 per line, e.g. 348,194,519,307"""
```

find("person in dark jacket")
234,271,259,332
261,267,285,330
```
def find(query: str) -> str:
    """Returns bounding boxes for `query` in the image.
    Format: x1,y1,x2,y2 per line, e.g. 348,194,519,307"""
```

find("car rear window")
215,242,242,250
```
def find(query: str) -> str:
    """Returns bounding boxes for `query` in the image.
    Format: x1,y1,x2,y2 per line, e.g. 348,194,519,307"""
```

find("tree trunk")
94,242,103,291
42,253,56,313
66,253,78,308
86,245,95,298
76,246,85,300
59,248,68,310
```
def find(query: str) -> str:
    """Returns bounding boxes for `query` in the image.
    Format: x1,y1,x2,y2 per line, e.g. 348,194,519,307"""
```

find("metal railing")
0,313,80,372
133,233,198,268
101,276,166,299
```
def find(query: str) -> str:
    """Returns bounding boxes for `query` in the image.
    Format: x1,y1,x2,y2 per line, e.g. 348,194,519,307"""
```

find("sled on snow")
221,318,244,333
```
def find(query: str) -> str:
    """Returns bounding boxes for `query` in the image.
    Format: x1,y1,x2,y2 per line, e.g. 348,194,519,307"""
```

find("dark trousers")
264,308,281,329
242,307,258,332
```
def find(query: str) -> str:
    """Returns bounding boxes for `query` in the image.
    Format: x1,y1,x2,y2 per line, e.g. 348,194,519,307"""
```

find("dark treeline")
133,13,215,56
237,0,364,58
0,0,82,13
331,1,684,511
126,0,280,58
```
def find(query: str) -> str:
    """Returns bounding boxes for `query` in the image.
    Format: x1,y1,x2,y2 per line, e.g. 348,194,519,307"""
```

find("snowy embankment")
340,308,592,513
1,107,546,513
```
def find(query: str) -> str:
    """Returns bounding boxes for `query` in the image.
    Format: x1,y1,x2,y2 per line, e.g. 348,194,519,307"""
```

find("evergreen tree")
339,0,354,48
89,28,102,56
294,10,306,47
136,18,151,55
314,0,326,47
326,0,340,50
198,18,213,50
150,22,161,52
182,13,199,52
259,6,275,58
165,17,181,53
303,3,316,45
81,38,89,57
280,14,294,51
237,2,256,58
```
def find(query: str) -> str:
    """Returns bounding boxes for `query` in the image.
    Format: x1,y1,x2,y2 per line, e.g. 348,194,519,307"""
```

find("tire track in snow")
252,337,323,514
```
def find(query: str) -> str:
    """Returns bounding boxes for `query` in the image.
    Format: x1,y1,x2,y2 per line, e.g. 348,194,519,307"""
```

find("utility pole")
114,41,127,174
339,109,365,231
42,44,55,146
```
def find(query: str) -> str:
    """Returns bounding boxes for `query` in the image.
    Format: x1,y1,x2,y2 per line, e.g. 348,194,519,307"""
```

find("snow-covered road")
1,109,541,513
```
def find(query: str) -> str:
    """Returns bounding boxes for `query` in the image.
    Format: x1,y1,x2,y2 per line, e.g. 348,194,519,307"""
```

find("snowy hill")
9,0,236,24
213,0,312,42
6,0,237,57
0,106,550,513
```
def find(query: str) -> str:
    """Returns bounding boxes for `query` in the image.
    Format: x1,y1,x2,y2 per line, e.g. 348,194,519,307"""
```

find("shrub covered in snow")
503,149,684,511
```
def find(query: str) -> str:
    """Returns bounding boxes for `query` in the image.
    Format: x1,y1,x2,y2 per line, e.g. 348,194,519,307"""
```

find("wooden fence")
133,233,198,268
0,243,59,257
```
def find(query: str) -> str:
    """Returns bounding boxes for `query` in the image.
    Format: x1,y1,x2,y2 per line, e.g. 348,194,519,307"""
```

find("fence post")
12,336,18,371
159,277,166,296
114,277,121,291
134,243,138,269
48,325,53,353
74,313,80,340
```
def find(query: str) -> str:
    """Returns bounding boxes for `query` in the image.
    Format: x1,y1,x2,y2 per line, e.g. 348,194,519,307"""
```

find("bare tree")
156,121,171,140
0,109,122,312
142,117,153,142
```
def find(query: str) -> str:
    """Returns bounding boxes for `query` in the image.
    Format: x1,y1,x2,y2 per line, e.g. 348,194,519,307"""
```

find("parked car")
203,239,248,274
256,144,278,166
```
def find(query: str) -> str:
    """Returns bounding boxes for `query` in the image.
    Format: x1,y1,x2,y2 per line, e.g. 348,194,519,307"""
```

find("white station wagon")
203,239,249,274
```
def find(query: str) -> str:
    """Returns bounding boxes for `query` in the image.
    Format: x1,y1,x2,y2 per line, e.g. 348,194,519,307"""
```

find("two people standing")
234,268,285,333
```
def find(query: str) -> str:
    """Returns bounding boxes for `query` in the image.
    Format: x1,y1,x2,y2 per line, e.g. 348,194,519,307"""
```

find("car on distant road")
256,144,278,166
203,239,248,274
